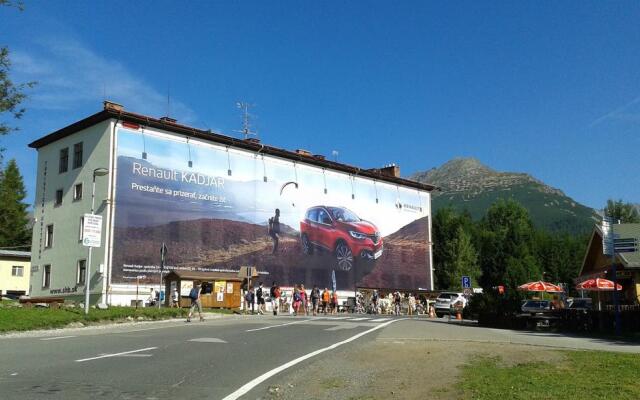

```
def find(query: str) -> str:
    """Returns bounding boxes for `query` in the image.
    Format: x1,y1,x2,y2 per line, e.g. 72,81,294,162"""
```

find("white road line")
40,336,77,341
370,318,390,322
189,338,227,343
245,320,309,332
223,318,404,400
75,347,157,363
347,317,370,321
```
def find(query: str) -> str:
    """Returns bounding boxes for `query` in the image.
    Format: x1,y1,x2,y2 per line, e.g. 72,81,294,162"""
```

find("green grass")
0,306,231,333
461,351,640,399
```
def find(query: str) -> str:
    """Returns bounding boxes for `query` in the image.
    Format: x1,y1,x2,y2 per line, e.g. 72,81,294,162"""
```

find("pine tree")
0,159,31,247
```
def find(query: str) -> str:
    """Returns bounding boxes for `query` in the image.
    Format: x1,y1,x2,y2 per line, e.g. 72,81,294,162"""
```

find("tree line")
433,198,639,293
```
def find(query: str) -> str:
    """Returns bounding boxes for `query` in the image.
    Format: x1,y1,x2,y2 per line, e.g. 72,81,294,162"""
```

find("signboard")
226,282,234,293
82,214,103,247
462,276,471,289
215,281,225,302
111,127,432,290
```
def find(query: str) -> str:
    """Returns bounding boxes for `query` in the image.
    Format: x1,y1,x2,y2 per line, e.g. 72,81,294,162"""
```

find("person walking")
311,285,320,316
292,286,301,316
322,288,330,315
394,291,402,316
171,288,179,308
331,291,339,314
270,282,280,315
300,285,308,316
408,293,415,316
244,287,255,314
268,208,281,254
256,282,265,315
187,282,204,322
371,290,379,314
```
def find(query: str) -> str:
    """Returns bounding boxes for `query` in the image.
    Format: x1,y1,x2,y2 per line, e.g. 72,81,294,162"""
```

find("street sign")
462,276,471,289
82,214,103,247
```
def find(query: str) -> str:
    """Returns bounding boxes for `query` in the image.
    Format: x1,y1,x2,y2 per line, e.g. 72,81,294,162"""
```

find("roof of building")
28,102,436,192
579,223,640,276
614,223,640,268
0,250,31,259
164,270,243,282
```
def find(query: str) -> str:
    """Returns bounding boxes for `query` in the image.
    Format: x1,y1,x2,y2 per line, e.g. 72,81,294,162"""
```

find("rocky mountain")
411,158,599,233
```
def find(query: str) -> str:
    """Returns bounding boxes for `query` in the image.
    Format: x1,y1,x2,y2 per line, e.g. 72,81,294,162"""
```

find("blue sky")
1,1,639,209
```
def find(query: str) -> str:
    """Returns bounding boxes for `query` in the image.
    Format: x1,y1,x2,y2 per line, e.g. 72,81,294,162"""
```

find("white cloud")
11,38,197,124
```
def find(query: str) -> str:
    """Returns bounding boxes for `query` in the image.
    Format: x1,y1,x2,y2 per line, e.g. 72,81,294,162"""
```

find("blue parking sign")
462,276,471,289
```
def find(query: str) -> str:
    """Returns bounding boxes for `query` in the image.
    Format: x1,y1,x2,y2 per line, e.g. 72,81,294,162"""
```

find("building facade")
29,102,435,306
0,250,31,297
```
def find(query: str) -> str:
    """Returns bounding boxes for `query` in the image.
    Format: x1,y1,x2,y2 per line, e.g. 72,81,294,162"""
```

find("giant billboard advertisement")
112,127,432,290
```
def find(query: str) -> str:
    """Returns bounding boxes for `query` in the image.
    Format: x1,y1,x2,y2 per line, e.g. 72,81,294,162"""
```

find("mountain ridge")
410,158,599,233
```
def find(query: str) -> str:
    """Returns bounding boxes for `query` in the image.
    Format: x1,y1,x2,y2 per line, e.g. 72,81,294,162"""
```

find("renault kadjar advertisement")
112,127,432,290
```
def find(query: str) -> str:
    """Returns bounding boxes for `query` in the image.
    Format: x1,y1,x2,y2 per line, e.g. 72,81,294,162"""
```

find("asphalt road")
1,315,638,400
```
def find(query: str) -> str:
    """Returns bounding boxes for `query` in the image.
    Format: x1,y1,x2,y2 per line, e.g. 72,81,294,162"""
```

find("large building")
28,101,435,306
0,250,31,297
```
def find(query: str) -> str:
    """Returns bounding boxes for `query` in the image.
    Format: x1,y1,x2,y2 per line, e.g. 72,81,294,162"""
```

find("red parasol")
517,281,564,293
576,278,622,291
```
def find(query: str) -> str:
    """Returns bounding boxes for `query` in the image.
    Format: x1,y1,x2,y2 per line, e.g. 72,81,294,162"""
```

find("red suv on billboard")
300,206,383,271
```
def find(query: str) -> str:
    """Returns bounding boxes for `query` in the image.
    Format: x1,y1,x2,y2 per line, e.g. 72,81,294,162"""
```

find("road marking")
189,338,227,343
370,318,390,322
10,372,18,376
75,347,157,363
347,317,370,321
246,320,309,332
222,318,404,400
40,336,77,341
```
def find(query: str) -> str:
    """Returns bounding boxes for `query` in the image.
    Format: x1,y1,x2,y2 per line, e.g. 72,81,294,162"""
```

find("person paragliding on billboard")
268,208,281,254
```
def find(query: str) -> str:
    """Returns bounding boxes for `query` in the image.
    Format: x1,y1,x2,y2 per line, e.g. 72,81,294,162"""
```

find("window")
59,148,69,173
73,142,83,169
306,208,318,222
45,224,54,248
43,265,51,288
11,265,24,277
55,189,63,206
77,260,86,285
73,183,83,201
79,216,84,241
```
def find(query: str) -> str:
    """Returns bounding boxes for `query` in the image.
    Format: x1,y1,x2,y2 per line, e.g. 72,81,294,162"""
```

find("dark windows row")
53,183,83,206
40,261,87,289
59,142,83,173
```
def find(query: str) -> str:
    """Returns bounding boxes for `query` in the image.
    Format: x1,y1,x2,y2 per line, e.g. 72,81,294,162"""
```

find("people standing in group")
187,282,204,322
311,285,320,316
270,282,280,315
322,288,330,315
268,208,281,254
394,291,402,315
256,282,265,315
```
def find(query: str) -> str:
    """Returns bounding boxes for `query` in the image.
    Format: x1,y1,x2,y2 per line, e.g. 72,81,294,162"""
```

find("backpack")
293,292,301,302
189,288,199,300
245,292,252,302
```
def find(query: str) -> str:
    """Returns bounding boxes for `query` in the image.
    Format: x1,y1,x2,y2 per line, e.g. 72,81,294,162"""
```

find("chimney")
103,100,123,112
160,116,177,124
368,164,401,178
295,149,312,157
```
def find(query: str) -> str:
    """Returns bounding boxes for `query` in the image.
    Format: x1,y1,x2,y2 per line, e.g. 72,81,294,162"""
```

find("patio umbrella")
517,281,564,293
575,278,622,311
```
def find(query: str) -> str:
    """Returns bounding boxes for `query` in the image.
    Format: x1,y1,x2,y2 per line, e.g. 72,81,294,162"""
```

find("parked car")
521,300,552,314
434,292,466,317
300,206,383,271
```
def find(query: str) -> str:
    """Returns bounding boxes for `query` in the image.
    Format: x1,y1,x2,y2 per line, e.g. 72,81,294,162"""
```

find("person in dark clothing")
270,281,280,315
311,285,320,316
256,282,265,315
268,208,281,254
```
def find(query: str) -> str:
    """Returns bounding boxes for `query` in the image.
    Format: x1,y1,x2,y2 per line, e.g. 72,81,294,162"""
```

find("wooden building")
164,271,243,309
578,223,640,304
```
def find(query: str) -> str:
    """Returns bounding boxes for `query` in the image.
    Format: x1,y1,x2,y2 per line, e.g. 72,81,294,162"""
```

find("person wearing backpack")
292,286,301,316
256,282,265,315
244,287,255,314
186,282,204,322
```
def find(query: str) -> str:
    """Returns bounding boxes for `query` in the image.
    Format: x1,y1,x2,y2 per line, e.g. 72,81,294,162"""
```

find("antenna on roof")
234,101,257,139
166,83,171,119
